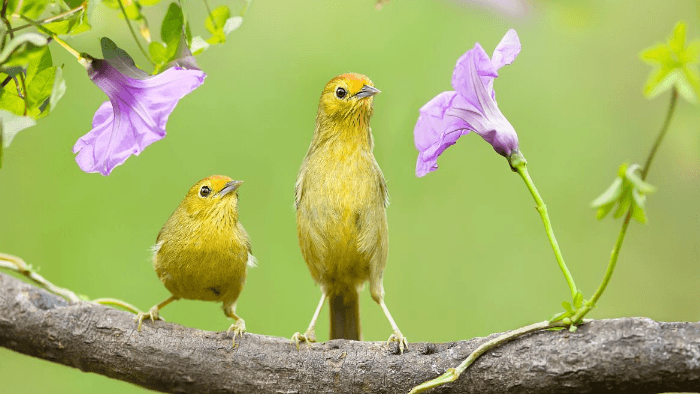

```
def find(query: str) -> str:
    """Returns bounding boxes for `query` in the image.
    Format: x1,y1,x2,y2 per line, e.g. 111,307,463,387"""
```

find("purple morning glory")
414,29,521,177
73,38,206,175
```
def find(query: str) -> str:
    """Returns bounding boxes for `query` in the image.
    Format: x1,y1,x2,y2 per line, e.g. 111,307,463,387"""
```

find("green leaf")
25,46,53,85
7,0,50,19
2,43,51,84
591,177,623,208
0,33,48,65
669,21,686,53
50,67,66,111
101,0,119,9
549,311,568,322
595,202,616,220
26,67,56,111
205,5,242,44
0,109,37,148
626,166,655,194
222,16,243,35
139,0,162,5
613,192,632,219
149,42,168,65
190,36,210,55
86,0,104,25
205,6,231,35
561,301,573,313
43,5,92,36
0,85,25,116
640,21,700,103
594,163,656,223
630,189,648,224
161,2,184,46
573,292,583,309
124,2,143,20
64,0,85,7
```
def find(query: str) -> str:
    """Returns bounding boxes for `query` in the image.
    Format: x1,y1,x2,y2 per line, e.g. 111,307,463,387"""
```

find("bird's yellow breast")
296,138,387,293
154,209,250,303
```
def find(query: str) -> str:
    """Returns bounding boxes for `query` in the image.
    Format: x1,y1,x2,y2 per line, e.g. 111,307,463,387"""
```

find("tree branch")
2,271,700,394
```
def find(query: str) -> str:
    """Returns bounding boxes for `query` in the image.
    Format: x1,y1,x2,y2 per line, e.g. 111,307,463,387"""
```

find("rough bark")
1,272,700,394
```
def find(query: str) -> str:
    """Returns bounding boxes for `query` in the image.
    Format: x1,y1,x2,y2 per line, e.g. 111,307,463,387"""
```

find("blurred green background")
2,0,700,392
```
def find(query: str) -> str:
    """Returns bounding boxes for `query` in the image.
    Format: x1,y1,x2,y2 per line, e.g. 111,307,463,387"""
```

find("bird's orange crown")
317,73,380,124
182,175,243,217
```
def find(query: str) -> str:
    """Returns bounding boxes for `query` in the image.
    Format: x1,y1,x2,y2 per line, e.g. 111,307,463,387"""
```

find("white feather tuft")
150,241,163,260
247,252,258,268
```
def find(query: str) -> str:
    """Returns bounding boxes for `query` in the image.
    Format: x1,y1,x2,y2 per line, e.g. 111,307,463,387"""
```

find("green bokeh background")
2,1,700,392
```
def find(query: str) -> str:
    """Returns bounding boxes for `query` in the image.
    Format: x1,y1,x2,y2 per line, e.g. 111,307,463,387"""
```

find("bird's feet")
227,319,246,346
387,329,408,354
291,329,316,350
135,306,162,331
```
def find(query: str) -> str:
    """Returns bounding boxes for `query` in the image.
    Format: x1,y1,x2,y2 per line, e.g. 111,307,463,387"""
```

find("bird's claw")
135,306,162,331
387,330,408,354
227,319,246,346
291,330,316,350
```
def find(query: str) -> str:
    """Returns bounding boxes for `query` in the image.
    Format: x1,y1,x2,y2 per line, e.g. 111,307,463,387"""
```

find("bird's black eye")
335,87,347,99
199,186,211,197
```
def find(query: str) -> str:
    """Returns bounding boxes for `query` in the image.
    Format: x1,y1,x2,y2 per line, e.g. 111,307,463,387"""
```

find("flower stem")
18,15,83,61
116,0,154,66
641,88,678,179
512,154,578,301
10,2,87,33
408,319,572,393
92,298,142,314
572,87,678,323
1,13,29,115
18,73,27,115
203,0,218,30
0,253,82,303
0,253,144,314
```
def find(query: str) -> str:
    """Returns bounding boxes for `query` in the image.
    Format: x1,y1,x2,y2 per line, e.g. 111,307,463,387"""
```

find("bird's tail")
329,290,361,340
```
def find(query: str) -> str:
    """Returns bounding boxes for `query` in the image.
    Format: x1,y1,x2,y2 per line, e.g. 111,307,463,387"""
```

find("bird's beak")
217,180,243,197
354,85,381,99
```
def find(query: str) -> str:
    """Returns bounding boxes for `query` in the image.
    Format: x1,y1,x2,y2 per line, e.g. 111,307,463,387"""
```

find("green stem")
513,156,578,300
18,73,27,115
0,253,82,303
19,15,84,62
408,319,572,393
641,88,678,179
93,298,142,314
1,13,29,115
203,0,218,30
115,0,153,65
0,253,144,314
572,87,678,323
10,2,87,33
1,0,8,48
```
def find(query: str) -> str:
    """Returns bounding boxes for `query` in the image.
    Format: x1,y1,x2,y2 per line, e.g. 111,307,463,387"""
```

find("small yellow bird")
292,73,407,352
136,175,256,345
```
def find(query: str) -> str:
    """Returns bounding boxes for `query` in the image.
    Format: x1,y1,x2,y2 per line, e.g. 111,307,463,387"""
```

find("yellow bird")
292,73,407,352
136,175,256,345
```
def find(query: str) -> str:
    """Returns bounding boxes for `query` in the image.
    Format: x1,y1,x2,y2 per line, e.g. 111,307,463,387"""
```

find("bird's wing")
294,164,306,210
375,160,389,208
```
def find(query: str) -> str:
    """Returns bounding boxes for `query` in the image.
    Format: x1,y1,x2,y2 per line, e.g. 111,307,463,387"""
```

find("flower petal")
452,43,497,109
466,54,519,156
100,38,149,80
491,29,521,70
414,91,471,177
75,60,206,175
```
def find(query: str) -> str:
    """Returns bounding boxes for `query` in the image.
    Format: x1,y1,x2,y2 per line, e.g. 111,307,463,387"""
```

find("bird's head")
318,73,380,124
182,175,243,218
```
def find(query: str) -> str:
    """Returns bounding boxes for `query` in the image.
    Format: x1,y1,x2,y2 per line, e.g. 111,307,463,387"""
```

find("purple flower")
414,29,521,177
73,38,206,175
